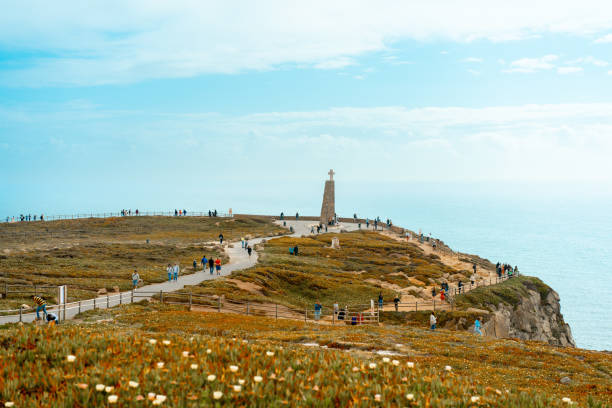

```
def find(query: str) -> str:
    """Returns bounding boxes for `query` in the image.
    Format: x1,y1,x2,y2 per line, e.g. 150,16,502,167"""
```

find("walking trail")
0,220,359,325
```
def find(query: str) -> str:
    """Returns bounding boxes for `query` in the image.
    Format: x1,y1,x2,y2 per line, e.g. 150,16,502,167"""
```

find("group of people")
310,224,329,234
496,262,519,278
121,209,139,216
199,256,223,275
174,209,188,216
32,295,58,324
5,214,44,222
240,237,253,256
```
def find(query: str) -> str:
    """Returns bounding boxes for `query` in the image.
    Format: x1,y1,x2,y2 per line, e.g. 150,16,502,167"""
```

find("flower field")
1,317,604,407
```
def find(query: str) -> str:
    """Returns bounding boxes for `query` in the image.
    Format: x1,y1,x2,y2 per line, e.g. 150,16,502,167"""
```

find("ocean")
2,180,610,350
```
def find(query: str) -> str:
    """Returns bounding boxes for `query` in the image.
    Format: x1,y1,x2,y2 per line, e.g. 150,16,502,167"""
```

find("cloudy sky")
2,1,612,214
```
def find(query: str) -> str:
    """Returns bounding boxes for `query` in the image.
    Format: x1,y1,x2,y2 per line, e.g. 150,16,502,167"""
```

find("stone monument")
320,169,335,225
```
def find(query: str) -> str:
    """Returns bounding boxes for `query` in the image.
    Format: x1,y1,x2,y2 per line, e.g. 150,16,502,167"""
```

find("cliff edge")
457,276,575,347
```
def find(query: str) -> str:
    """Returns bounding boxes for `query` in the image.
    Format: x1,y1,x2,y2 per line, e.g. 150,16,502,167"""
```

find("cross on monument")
328,169,335,181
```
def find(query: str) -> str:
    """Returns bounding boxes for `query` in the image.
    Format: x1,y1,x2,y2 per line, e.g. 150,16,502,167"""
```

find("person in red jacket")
215,258,221,275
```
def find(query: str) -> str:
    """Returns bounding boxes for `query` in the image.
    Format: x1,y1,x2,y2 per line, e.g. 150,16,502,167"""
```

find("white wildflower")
206,349,212,354
238,379,245,385
182,351,189,357
207,374,216,382
108,395,118,404
382,357,390,363
562,397,573,404
105,386,114,393
156,362,165,369
230,365,239,372
128,381,139,388
375,394,381,401
407,361,415,368
162,340,171,345
254,375,263,383
368,363,377,369
352,366,359,372
392,360,400,366
444,365,452,372
155,395,167,403
233,385,242,392
190,364,198,370
266,351,274,356
148,339,157,345
95,384,105,391
471,396,480,402
406,394,414,400
66,355,76,362
5,402,15,407
213,391,223,400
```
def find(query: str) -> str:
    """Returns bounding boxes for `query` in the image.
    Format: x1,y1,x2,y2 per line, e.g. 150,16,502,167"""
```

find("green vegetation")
456,276,551,311
2,303,609,407
0,216,285,309
191,231,462,310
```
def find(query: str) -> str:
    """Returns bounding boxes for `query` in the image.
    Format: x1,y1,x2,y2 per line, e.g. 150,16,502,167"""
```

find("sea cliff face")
456,276,575,347
482,286,575,347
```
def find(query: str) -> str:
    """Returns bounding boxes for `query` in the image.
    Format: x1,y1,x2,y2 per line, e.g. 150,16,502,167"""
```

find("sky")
2,0,612,215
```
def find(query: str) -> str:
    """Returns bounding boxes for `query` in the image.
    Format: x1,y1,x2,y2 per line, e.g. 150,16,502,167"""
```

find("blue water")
2,181,610,350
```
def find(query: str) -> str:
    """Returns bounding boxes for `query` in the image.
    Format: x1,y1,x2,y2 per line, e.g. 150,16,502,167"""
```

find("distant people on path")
175,209,178,216
33,296,47,320
295,212,299,220
431,287,436,299
314,301,322,320
219,233,224,244
474,318,482,336
333,301,339,316
378,293,383,309
193,260,197,270
393,294,400,311
470,273,476,286
132,270,140,289
280,212,284,220
241,237,245,248
173,263,179,281
472,263,477,274
208,258,214,274
430,312,437,330
215,258,221,275
440,288,445,302
311,226,315,234
294,245,299,256
167,264,173,281
457,280,463,294
201,255,208,270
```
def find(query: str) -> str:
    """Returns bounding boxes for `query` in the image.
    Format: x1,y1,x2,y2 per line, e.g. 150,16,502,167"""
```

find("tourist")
470,273,476,286
241,237,244,248
33,295,47,320
183,209,187,216
247,246,252,257
431,287,436,298
40,214,44,221
280,212,284,220
175,209,178,216
314,301,322,320
430,312,437,330
440,288,445,302
311,226,314,234
167,264,173,281
458,280,463,294
333,301,339,316
172,263,180,281
366,219,369,228
474,318,482,336
289,247,294,255
472,263,477,274
294,245,299,256
514,265,519,276
219,233,224,244
132,270,140,289
295,212,299,220
46,312,59,325
378,293,383,309
201,255,208,270
215,258,221,275
179,209,182,216
338,306,346,321
393,294,400,311
208,258,214,274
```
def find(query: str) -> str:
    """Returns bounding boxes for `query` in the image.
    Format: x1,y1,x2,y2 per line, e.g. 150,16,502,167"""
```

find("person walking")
430,312,437,330
247,246,252,257
431,287,436,299
393,294,400,312
173,263,179,281
378,293,383,309
201,255,208,270
440,288,445,302
132,270,140,289
33,295,47,320
192,260,197,270
219,233,224,244
208,258,214,274
333,301,339,317
474,317,483,336
215,258,221,275
314,301,322,320
294,245,299,256
167,264,173,282
241,237,245,248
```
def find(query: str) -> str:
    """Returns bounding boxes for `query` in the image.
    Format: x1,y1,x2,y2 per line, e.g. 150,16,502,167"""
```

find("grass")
2,303,609,407
191,231,462,310
0,216,285,309
455,276,552,311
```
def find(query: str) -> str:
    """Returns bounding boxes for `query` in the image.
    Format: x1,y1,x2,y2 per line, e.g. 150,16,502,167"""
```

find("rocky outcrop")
481,286,575,347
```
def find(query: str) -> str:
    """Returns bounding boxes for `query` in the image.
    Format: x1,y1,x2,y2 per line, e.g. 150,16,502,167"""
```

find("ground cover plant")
191,231,462,310
0,215,285,309
1,312,608,407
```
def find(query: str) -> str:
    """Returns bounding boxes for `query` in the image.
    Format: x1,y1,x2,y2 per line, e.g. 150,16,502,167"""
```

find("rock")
112,286,120,293
20,304,31,310
97,288,107,295
560,377,572,385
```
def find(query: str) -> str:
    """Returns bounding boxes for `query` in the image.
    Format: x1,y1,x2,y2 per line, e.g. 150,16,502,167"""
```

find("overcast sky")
2,1,612,214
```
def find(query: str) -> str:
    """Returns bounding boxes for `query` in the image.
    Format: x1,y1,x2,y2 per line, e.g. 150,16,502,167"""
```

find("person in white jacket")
173,263,179,281
430,312,437,330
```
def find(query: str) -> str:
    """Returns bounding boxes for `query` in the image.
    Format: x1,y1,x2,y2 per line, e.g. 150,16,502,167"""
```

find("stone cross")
328,169,335,181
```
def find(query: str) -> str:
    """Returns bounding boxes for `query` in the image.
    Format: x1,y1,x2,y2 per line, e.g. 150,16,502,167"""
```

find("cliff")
457,276,575,347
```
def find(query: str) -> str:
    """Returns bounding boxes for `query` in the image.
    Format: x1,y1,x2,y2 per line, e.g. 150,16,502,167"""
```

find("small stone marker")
331,237,340,249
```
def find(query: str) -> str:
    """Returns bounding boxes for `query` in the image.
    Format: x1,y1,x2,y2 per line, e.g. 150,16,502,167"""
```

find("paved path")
0,219,361,324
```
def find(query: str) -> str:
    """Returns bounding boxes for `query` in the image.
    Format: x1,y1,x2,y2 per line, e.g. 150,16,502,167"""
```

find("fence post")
78,301,81,314
189,292,192,311
246,302,249,315
3,282,6,299
19,306,22,322
218,297,221,312
107,295,109,309
433,300,435,311
131,289,134,303
415,302,417,312
94,297,96,310
304,308,307,322
64,302,67,321
332,308,335,325
275,303,278,320
160,290,163,304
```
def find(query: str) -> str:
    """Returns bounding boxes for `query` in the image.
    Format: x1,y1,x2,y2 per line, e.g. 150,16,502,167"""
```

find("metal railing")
3,210,233,223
